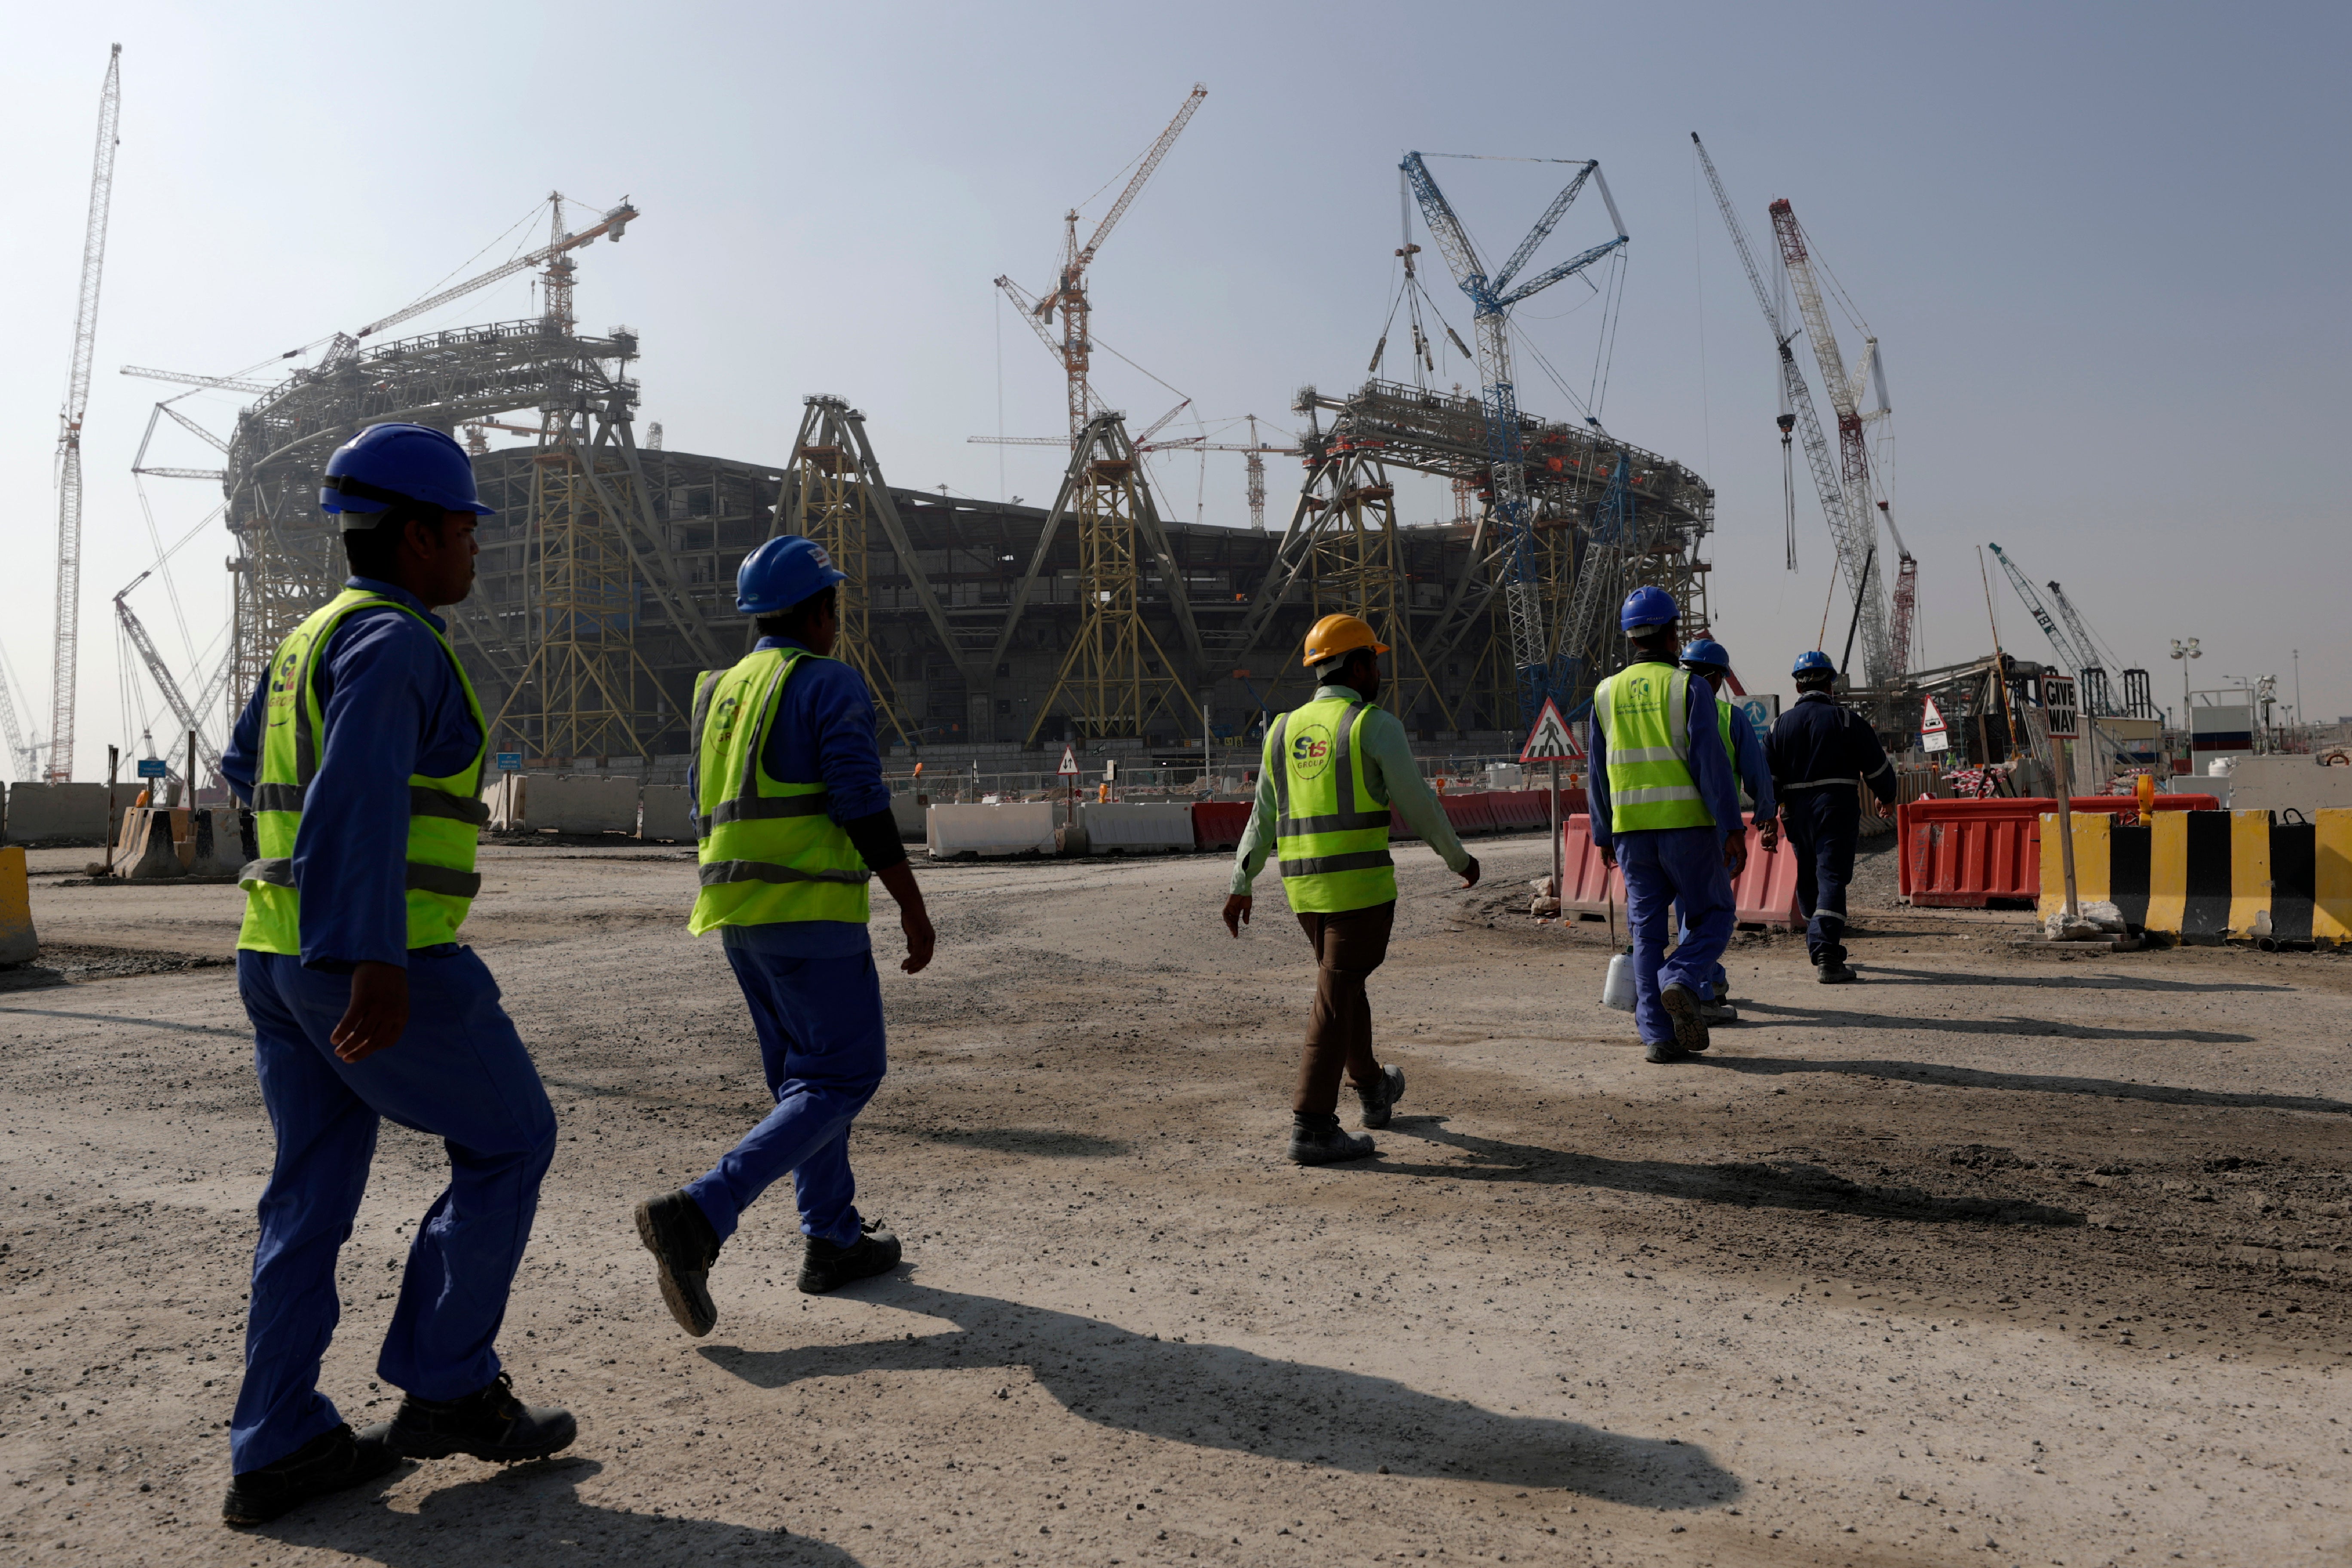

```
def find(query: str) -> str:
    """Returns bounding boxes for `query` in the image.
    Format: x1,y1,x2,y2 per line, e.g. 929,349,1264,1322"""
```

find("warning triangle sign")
1056,744,1081,777
1920,695,1948,735
1519,698,1582,763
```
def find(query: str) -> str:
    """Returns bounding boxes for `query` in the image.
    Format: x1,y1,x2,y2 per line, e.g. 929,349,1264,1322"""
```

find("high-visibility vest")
1594,661,1715,833
1265,694,1396,914
237,589,489,955
688,646,871,934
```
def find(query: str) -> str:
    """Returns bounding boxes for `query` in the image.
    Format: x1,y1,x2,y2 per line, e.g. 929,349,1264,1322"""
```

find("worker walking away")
1587,590,1749,1064
634,535,935,1338
219,424,571,1527
1222,615,1479,1164
1675,639,1779,1023
1765,652,1898,982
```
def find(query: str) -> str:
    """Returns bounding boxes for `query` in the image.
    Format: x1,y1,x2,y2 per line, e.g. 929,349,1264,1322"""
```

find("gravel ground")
3,833,2348,1566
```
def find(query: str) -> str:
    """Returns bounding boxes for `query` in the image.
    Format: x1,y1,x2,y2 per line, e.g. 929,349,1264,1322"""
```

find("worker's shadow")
258,1458,867,1565
1734,997,2257,1046
1693,1050,2352,1117
702,1283,1739,1509
1378,1115,2082,1226
1857,965,2294,996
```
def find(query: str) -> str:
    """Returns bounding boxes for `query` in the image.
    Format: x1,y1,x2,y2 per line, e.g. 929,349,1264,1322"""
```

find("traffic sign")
496,752,523,773
1519,698,1581,763
136,758,167,779
2041,674,2079,740
1057,744,1080,777
1920,695,1950,754
1733,694,1779,745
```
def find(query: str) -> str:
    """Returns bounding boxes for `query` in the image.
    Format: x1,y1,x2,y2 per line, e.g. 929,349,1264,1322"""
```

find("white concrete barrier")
533,775,639,833
481,774,529,831
889,794,928,841
640,784,697,842
1079,802,1196,854
927,801,1056,858
2224,754,2352,815
5,782,112,844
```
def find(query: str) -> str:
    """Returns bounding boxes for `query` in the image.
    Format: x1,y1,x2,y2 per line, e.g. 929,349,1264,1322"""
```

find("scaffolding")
782,396,915,747
1298,447,1453,729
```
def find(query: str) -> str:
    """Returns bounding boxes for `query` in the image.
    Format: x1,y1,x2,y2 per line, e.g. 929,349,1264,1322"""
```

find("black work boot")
798,1219,903,1295
1288,1112,1375,1165
386,1372,576,1464
1354,1064,1406,1130
1658,981,1712,1055
635,1188,721,1338
1816,946,1856,983
221,1421,401,1526
1644,1039,1692,1064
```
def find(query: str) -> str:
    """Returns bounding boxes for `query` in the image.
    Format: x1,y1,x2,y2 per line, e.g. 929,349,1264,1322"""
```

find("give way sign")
1519,698,1582,763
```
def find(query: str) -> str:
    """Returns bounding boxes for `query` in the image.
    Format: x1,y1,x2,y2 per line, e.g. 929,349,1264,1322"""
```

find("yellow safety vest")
237,589,489,954
688,646,871,934
1594,661,1715,833
1266,694,1396,914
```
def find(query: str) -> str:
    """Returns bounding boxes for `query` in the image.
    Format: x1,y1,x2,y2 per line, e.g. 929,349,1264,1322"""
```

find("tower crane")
113,574,225,788
2045,580,2123,717
1987,542,2092,677
995,84,1206,448
1399,151,1629,723
1765,198,1906,688
45,43,122,783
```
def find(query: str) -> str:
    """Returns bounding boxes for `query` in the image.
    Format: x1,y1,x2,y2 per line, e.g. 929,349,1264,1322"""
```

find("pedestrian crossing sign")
1519,698,1581,763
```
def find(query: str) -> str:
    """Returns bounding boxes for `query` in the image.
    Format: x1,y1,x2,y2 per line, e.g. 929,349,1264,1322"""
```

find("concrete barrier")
640,784,697,842
5,782,112,844
1080,802,1195,854
2224,755,2352,816
890,794,928,842
927,802,1055,858
1899,795,2221,907
0,845,34,965
2037,807,2352,946
533,775,639,833
481,774,529,831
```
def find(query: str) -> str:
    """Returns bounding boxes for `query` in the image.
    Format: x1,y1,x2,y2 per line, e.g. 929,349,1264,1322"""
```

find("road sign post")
1520,698,1581,911
2041,674,2082,924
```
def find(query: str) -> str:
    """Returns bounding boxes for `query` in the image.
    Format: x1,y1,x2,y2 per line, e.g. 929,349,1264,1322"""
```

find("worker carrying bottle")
1675,638,1779,1023
1587,589,1749,1063
218,423,572,1527
1765,651,1898,982
634,534,935,1341
1221,614,1479,1164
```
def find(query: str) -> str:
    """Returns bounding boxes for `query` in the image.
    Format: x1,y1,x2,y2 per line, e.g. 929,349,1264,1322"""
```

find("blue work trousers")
1617,826,1737,1046
231,948,556,1474
1783,789,1862,963
684,945,887,1249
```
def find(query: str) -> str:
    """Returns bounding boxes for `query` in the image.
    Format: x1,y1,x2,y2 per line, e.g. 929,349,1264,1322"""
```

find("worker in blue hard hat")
1677,637,1779,1023
634,533,934,1340
217,422,573,1527
1587,587,1748,1063
1764,651,1897,982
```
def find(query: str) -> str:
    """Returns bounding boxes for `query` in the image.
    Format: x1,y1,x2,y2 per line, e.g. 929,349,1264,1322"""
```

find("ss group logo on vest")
1290,720,1335,782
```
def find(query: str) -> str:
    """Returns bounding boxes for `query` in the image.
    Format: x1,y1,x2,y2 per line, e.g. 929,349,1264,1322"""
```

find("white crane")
45,43,122,782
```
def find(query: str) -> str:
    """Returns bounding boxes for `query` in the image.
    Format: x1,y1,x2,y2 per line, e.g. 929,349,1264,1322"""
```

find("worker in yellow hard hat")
1221,613,1479,1165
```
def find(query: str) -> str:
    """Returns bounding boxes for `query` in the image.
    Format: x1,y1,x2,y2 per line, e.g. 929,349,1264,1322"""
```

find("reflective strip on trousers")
1782,778,1858,791
1278,848,1395,877
698,861,873,888
239,857,481,898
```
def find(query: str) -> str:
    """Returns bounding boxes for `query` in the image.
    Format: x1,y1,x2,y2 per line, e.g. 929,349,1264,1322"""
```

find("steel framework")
782,395,922,747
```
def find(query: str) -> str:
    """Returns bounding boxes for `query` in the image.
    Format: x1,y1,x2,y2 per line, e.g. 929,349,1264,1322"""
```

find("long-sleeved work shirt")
686,636,904,959
1718,690,1778,820
1228,686,1473,897
1765,690,1899,806
222,576,483,971
1585,667,1746,855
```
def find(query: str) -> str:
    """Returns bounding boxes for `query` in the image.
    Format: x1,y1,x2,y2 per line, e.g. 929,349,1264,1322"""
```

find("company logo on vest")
1290,721,1335,781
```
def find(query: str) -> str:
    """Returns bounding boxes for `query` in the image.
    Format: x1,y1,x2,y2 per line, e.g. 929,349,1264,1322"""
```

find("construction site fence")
1897,795,2223,908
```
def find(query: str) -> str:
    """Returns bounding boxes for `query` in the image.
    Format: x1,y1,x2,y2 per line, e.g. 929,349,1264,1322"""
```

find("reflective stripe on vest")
236,588,489,955
1594,662,1715,833
687,646,873,934
1267,695,1397,914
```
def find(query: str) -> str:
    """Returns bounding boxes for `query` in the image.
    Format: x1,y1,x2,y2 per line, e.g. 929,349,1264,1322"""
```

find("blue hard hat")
737,533,848,616
1792,650,1836,678
1680,637,1731,673
320,422,493,526
1620,585,1679,634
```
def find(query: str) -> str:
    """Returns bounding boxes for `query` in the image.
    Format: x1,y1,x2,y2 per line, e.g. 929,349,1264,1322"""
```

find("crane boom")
1076,85,1206,270
0,662,31,781
2044,580,2121,716
119,365,276,393
47,43,122,783
114,589,224,786
1987,542,2090,674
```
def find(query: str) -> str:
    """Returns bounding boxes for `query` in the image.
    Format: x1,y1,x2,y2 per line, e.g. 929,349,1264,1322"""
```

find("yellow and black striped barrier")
2038,808,2352,945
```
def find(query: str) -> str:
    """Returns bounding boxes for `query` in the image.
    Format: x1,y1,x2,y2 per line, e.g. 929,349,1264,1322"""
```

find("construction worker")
1587,588,1748,1064
1222,614,1479,1164
1676,638,1779,1023
1765,651,1897,982
634,534,934,1338
218,423,571,1527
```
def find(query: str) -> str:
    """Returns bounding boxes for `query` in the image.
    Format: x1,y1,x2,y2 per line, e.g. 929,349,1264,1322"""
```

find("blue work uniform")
1678,689,1779,1003
683,637,901,1250
220,576,556,1475
1588,676,1746,1048
1765,690,1898,965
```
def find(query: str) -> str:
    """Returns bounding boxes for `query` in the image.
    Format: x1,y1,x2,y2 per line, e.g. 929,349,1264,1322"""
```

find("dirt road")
3,835,2348,1565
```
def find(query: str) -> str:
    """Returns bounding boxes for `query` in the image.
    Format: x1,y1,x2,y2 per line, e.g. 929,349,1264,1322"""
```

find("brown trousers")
1291,900,1396,1116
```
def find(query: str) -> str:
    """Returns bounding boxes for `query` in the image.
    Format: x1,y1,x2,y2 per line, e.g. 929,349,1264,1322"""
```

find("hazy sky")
4,0,2344,776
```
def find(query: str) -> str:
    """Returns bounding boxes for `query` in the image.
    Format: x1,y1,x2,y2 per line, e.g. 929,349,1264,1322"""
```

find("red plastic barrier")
1556,813,1798,928
1441,793,1501,836
1896,794,2221,906
1491,791,1545,831
1192,800,1253,852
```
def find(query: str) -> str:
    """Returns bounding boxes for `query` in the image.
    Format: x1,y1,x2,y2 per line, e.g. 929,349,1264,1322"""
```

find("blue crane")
1399,153,1628,725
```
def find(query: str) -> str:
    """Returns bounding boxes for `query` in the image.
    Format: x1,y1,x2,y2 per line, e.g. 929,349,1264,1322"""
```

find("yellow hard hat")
1303,613,1389,666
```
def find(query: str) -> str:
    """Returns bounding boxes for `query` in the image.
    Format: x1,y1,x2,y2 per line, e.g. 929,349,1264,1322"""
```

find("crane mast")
1400,151,1628,723
46,43,122,782
1767,198,1897,690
